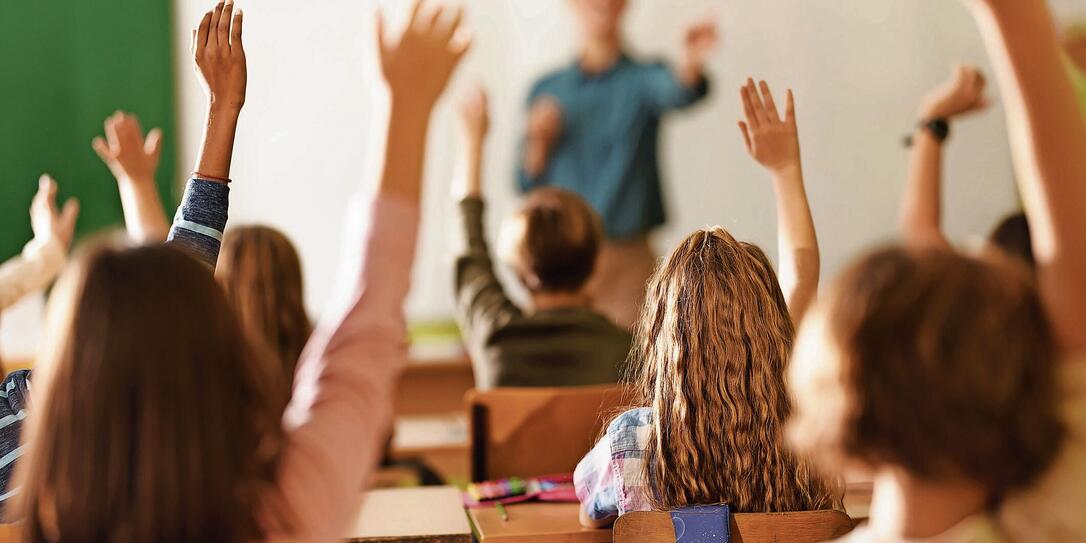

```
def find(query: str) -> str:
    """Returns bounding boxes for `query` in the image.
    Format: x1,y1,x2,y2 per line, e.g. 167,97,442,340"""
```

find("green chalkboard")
0,0,176,261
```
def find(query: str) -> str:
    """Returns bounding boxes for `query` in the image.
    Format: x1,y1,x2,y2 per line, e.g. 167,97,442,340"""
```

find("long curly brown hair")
629,227,840,512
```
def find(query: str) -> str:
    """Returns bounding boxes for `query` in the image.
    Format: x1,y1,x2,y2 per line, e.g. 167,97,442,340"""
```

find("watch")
903,118,951,147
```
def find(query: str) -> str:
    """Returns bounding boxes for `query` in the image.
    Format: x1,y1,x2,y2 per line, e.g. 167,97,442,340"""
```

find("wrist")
208,100,243,118
769,162,803,180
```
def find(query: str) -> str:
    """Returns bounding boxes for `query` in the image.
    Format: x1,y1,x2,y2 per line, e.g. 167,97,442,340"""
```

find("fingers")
191,29,198,55
105,112,122,150
759,80,780,122
408,0,426,24
740,84,760,130
231,8,244,51
59,199,81,235
785,89,796,125
745,78,770,125
439,7,464,42
450,27,473,63
145,128,164,162
209,1,226,49
37,175,59,215
196,10,213,52
92,137,112,163
218,0,235,49
738,121,752,153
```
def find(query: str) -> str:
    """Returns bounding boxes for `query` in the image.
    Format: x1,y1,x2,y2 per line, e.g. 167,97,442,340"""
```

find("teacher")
517,0,718,329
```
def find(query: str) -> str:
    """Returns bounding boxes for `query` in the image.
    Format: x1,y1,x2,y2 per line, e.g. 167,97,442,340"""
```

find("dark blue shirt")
517,55,710,239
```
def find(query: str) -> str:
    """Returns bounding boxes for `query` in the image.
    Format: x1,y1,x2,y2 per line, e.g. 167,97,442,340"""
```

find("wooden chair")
466,384,633,482
613,510,855,543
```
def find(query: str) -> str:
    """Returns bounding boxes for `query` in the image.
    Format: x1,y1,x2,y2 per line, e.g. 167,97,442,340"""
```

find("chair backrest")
466,384,633,482
613,510,855,543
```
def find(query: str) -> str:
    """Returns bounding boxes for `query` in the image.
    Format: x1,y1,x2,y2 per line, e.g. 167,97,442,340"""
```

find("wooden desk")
389,413,471,484
395,356,474,417
347,486,472,542
467,502,611,543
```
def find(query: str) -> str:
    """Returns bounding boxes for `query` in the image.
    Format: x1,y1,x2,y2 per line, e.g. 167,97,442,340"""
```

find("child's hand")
377,0,471,109
30,175,80,249
920,64,990,120
523,97,563,177
738,79,800,175
457,84,490,148
193,0,246,112
92,111,163,187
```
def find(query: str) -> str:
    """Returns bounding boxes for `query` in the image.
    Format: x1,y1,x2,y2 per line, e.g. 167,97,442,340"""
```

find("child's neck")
531,290,592,312
579,34,623,74
868,468,990,540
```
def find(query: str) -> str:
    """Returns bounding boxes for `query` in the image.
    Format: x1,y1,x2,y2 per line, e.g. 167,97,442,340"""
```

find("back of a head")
502,187,602,294
630,227,838,513
792,247,1063,498
16,243,285,541
988,212,1035,269
217,225,312,388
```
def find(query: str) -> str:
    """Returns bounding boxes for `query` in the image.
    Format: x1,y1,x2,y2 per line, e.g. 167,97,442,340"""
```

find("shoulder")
529,65,577,96
606,407,653,451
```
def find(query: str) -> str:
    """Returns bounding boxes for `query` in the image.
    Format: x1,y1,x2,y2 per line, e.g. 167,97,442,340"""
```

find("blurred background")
2,0,1084,359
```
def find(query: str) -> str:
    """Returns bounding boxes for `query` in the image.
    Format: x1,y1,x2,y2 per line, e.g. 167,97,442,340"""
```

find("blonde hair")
630,228,839,512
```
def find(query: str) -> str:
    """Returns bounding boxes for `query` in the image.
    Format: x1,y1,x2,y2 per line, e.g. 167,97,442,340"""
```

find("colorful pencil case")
463,473,578,507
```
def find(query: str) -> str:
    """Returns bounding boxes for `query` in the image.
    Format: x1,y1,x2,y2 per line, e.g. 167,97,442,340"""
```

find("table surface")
467,481,874,543
347,486,472,542
468,503,612,543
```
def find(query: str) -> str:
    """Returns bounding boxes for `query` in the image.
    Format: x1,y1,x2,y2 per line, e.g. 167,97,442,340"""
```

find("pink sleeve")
266,194,419,542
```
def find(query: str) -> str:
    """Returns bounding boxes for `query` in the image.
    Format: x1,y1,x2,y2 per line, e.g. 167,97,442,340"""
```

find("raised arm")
738,79,819,325
0,176,78,311
272,2,470,540
92,112,170,243
900,65,990,250
642,18,717,113
964,0,1086,354
165,0,246,268
453,85,523,350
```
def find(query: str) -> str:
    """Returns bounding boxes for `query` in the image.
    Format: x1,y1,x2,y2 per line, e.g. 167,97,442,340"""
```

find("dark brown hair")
14,243,286,541
217,225,312,390
988,211,1034,269
630,228,840,512
503,187,602,293
817,247,1063,495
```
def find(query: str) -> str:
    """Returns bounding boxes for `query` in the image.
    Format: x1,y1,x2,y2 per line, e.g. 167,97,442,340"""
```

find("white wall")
169,0,1024,323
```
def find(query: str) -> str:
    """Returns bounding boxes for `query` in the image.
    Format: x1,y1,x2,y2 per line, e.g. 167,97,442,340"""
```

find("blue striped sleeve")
166,178,230,268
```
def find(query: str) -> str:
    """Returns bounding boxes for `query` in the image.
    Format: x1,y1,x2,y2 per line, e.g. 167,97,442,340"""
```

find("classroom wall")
4,0,1079,358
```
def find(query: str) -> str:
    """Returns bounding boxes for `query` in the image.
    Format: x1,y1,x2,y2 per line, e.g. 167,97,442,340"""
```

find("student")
218,226,312,393
899,63,1034,267
0,178,78,511
575,80,838,528
518,0,718,329
94,107,312,392
10,2,469,541
959,0,1086,540
787,249,1063,543
452,85,631,389
787,0,1086,540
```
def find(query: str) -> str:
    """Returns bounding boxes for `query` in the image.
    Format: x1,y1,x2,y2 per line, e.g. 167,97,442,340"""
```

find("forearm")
117,180,170,243
194,105,242,180
454,139,484,200
379,99,431,203
971,0,1086,351
900,131,950,249
166,178,229,268
771,166,820,324
0,237,66,311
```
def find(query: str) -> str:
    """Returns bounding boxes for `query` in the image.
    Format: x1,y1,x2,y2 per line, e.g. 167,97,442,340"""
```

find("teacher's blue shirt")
517,55,710,240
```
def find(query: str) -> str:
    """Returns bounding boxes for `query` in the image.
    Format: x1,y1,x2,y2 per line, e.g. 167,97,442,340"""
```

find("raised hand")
920,64,990,120
193,0,246,112
683,17,720,71
92,111,163,187
30,175,80,248
523,97,563,178
455,84,490,198
377,0,472,109
739,79,800,174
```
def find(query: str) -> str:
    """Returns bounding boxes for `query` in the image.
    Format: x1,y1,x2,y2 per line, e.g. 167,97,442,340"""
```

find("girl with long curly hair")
574,80,840,527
